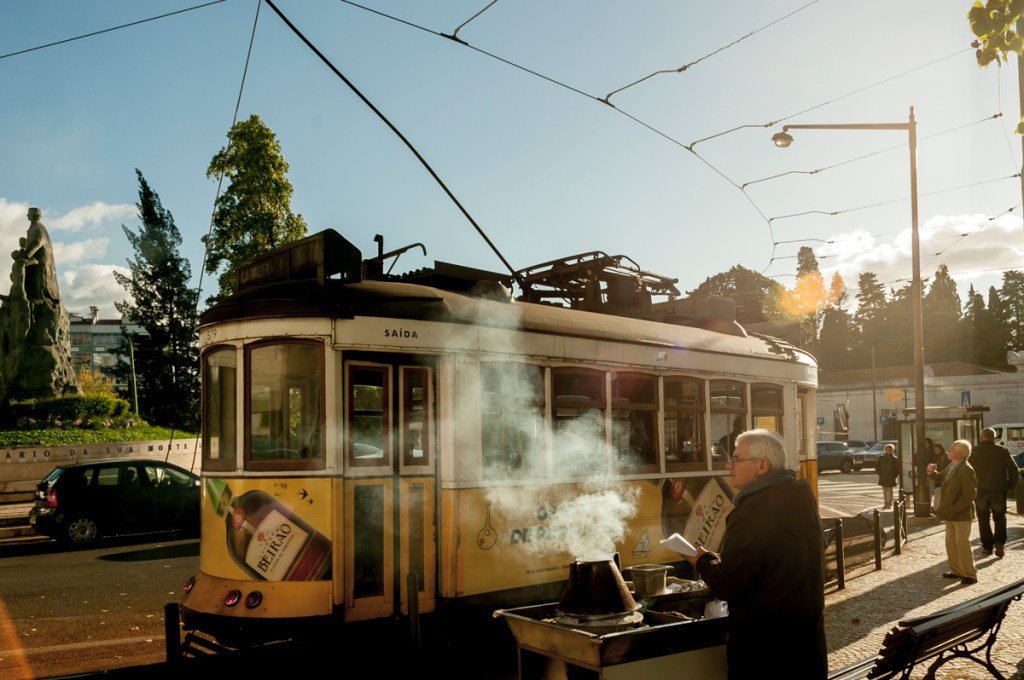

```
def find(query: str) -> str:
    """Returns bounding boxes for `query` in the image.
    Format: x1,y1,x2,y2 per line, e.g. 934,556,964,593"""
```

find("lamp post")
772,106,929,518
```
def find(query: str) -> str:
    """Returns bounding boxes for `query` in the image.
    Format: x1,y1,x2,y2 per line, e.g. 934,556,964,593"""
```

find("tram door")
343,358,437,622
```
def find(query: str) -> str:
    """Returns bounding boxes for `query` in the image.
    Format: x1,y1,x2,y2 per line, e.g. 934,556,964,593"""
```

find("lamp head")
771,131,793,148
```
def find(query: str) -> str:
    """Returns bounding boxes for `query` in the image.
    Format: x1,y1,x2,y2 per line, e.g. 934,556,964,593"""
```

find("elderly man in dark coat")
971,427,1019,557
685,429,827,679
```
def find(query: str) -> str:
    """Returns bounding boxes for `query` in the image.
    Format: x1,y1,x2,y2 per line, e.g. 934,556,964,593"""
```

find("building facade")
69,307,145,390
817,356,1024,443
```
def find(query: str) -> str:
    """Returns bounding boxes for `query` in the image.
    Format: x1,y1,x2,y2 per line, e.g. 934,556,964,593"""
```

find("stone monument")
0,207,78,403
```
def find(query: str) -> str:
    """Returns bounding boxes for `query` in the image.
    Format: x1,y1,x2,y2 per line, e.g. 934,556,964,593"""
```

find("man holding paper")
684,429,827,679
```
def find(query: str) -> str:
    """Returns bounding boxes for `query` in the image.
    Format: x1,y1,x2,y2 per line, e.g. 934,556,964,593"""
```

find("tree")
779,247,839,350
852,272,888,368
686,265,788,324
204,114,307,300
112,170,200,431
969,1,1024,131
1000,270,1024,350
922,264,962,363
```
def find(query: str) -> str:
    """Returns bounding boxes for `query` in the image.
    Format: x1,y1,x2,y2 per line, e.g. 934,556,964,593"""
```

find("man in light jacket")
929,440,978,585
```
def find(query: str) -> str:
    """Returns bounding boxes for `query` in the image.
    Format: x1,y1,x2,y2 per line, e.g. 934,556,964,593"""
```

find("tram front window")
203,347,237,470
246,341,324,468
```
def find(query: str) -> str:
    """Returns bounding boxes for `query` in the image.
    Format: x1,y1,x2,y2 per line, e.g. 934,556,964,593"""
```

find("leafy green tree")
204,114,307,300
852,272,888,368
1001,270,1024,350
876,283,914,367
922,264,963,363
779,247,837,349
817,307,854,371
969,1,1024,131
112,170,200,431
686,265,788,324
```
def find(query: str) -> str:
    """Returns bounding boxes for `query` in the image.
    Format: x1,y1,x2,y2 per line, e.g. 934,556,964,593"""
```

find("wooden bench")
827,578,1024,680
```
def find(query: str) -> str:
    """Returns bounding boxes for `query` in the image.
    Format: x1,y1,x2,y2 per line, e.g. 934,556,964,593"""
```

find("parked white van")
990,423,1024,465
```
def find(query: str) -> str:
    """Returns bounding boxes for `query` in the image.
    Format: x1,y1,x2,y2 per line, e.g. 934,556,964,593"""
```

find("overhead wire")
0,0,228,60
333,0,981,278
264,0,524,287
600,0,820,104
742,114,1005,189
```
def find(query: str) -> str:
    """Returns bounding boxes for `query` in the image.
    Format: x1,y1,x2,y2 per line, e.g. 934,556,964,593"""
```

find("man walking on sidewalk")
929,440,978,585
971,427,1019,558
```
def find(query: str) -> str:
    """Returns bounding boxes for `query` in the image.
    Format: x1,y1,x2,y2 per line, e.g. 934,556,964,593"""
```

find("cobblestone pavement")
825,509,1024,679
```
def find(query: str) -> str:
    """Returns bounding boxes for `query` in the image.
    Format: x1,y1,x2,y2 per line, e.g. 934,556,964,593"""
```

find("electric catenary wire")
600,0,820,104
0,0,228,60
265,0,523,287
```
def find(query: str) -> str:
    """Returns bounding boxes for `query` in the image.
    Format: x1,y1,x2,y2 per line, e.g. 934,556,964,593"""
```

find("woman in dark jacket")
876,444,900,508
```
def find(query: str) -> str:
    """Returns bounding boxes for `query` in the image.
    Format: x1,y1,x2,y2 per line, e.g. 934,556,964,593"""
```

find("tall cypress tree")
922,264,962,363
1001,270,1024,353
111,170,200,431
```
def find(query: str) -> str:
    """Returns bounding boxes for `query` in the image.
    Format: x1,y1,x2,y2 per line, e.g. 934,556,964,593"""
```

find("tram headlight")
224,590,242,607
244,591,263,608
182,576,195,594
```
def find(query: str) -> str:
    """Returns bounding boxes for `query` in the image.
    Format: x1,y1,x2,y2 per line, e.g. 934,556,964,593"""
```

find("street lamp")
772,106,929,518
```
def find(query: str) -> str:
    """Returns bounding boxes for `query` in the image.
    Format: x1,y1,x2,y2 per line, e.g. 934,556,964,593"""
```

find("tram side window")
203,347,237,471
481,362,544,479
665,377,705,470
611,373,657,471
751,383,783,434
246,342,324,470
552,368,607,477
349,365,390,468
710,380,747,467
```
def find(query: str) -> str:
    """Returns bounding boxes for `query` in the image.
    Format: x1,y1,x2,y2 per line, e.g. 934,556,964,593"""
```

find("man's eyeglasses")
727,455,760,464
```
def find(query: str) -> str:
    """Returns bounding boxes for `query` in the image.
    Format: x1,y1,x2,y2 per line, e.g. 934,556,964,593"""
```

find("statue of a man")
23,207,61,303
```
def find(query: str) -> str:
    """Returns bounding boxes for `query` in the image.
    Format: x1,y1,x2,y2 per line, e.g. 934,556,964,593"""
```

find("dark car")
817,441,864,473
862,440,898,470
29,459,200,546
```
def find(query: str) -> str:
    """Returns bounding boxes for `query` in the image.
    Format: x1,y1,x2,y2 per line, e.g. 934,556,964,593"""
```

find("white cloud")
53,238,111,264
59,263,131,319
49,202,134,233
816,213,1024,307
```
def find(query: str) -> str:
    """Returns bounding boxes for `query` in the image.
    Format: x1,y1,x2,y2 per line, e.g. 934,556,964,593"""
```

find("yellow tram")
176,228,818,653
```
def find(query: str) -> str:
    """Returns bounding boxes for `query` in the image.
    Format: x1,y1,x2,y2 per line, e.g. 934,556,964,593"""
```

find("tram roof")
201,229,816,369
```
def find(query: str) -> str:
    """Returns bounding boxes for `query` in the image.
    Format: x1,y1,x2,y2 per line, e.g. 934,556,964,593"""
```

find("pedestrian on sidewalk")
929,440,978,585
931,441,948,512
971,427,1019,558
876,443,899,509
684,429,827,679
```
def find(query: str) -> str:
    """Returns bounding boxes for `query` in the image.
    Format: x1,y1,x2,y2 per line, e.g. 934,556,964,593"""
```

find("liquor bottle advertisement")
202,477,333,581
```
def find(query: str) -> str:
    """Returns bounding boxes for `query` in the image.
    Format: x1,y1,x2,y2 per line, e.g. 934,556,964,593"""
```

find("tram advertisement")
202,477,333,581
456,476,734,595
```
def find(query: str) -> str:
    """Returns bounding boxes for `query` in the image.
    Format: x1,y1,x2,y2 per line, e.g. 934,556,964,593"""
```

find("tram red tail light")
224,590,242,607
244,591,263,608
182,576,196,594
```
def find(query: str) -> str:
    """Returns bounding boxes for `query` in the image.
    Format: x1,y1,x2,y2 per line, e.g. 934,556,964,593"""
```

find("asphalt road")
0,535,198,679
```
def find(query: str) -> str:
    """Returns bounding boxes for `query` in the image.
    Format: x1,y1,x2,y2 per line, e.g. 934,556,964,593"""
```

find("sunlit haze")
2,1,1022,317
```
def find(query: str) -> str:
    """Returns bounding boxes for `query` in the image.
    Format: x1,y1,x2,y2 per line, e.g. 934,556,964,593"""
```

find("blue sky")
2,0,1023,319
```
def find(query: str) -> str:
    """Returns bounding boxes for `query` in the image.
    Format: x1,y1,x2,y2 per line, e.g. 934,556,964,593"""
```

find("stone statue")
0,207,78,404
